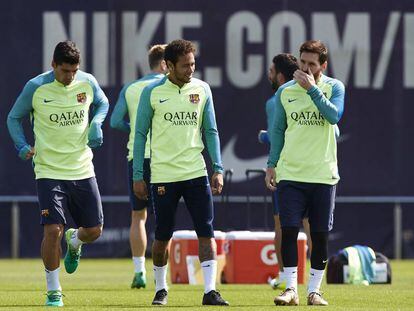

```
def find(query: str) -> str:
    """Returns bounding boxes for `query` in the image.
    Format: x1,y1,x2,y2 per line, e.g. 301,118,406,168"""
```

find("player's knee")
44,224,64,241
282,227,299,243
84,226,103,241
132,209,147,221
195,222,214,239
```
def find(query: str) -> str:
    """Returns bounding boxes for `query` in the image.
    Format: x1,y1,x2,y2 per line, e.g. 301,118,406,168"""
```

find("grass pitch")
0,259,413,310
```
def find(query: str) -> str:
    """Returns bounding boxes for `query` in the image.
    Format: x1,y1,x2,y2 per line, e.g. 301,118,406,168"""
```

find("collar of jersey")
53,79,76,88
165,75,189,91
316,74,326,86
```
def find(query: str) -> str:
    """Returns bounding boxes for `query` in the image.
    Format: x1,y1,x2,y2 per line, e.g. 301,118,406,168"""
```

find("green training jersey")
111,73,164,160
7,70,108,180
267,75,345,185
133,76,223,183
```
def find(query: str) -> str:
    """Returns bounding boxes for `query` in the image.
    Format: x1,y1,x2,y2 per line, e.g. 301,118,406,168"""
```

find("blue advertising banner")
1,0,413,257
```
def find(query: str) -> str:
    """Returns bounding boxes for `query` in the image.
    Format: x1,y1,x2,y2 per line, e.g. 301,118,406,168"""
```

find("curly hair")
164,39,196,65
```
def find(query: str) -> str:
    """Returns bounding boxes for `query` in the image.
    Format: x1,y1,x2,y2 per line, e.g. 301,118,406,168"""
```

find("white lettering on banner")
313,13,370,87
42,10,414,89
174,243,181,264
165,12,201,51
267,12,306,68
122,11,162,83
372,12,401,89
43,12,86,72
93,13,110,86
261,244,278,266
405,14,414,87
226,11,263,88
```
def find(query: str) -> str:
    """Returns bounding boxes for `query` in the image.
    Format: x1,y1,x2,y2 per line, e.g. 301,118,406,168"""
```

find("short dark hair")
164,39,196,65
273,53,298,81
299,40,328,65
148,44,167,69
53,40,81,65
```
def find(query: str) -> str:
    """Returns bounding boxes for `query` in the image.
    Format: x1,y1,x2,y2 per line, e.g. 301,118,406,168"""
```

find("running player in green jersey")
265,40,345,306
110,44,168,289
133,39,229,306
7,41,109,307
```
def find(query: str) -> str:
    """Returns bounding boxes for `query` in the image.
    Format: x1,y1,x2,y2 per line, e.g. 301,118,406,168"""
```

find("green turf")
0,259,413,310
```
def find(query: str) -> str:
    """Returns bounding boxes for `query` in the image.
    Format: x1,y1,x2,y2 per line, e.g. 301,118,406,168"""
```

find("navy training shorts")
276,180,336,232
128,159,152,211
36,177,103,228
151,176,214,241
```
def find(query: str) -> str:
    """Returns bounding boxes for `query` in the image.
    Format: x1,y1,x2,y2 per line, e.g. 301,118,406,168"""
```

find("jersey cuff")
213,163,224,174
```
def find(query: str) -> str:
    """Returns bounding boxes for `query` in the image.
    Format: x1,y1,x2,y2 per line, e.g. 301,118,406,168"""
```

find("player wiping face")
293,52,327,90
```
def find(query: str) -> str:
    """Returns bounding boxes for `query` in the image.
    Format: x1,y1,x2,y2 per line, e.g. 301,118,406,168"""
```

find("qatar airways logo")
291,111,325,126
164,111,198,126
49,110,85,127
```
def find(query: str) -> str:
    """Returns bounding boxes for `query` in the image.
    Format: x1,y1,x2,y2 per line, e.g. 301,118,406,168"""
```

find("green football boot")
45,290,63,307
131,272,146,289
64,228,82,274
268,276,286,290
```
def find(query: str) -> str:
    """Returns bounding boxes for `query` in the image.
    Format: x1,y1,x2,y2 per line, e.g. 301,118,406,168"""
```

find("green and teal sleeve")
201,85,223,174
110,85,130,133
88,75,109,148
265,95,276,142
307,80,345,124
133,86,154,181
7,81,37,160
267,89,287,168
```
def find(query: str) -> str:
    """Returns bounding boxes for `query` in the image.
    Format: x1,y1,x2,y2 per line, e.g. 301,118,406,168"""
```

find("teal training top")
110,73,164,160
267,75,345,185
133,76,223,183
7,70,109,180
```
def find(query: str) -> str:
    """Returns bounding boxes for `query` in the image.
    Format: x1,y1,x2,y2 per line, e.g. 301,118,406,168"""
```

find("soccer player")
7,41,109,307
133,39,229,306
258,53,312,290
110,44,168,289
265,40,345,306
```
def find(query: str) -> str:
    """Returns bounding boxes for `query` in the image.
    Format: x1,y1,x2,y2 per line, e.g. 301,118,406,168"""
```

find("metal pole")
394,203,402,259
11,201,20,258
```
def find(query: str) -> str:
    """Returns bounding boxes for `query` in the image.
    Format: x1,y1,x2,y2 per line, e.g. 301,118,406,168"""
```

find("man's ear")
166,60,174,71
276,72,286,85
160,60,167,71
321,61,328,72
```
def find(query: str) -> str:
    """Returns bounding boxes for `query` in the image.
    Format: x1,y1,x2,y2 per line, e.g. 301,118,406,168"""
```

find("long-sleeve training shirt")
7,70,109,180
133,76,223,183
110,73,164,160
267,75,345,185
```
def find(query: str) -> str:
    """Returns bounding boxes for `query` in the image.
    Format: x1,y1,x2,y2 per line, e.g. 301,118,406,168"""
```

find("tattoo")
152,240,170,266
198,238,217,262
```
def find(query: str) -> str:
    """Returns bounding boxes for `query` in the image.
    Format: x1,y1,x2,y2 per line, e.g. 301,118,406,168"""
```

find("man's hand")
293,68,315,91
265,167,277,191
18,145,35,161
211,172,224,195
133,180,148,200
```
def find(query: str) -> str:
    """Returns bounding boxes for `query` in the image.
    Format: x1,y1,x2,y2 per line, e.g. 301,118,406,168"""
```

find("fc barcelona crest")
76,92,87,104
157,186,166,195
189,94,200,104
